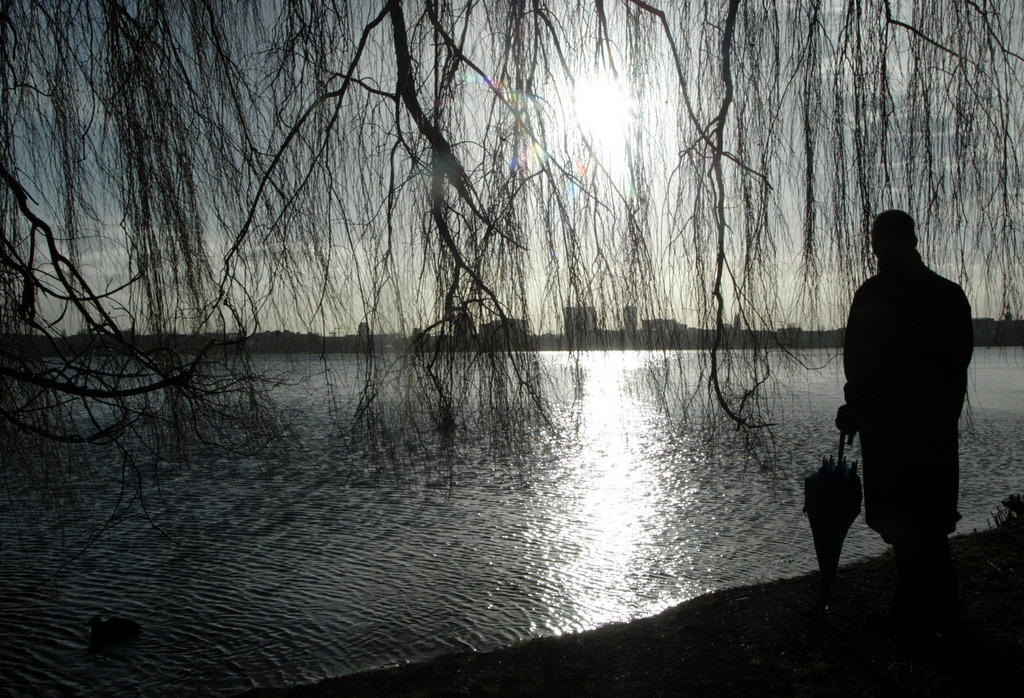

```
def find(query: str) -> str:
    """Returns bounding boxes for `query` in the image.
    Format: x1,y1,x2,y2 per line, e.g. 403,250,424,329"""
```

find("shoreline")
237,523,1023,696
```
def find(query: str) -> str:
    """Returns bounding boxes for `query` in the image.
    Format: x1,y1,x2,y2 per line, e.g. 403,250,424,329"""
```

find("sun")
572,73,635,165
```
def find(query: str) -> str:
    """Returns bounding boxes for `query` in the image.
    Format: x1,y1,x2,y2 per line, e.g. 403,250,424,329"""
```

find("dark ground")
238,523,1023,697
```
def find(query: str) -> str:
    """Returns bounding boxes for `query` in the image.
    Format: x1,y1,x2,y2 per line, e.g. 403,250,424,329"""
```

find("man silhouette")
836,209,973,635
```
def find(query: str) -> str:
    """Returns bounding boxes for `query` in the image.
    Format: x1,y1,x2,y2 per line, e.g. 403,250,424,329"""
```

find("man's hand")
835,404,860,436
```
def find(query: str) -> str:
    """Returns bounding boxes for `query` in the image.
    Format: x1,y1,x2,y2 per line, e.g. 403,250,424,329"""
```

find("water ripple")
2,349,1022,696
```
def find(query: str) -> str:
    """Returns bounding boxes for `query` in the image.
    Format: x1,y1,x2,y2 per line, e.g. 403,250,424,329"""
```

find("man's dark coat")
843,250,973,543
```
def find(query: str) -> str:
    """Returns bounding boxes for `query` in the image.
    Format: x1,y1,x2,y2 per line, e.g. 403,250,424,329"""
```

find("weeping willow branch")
707,0,772,430
1,0,1022,496
216,3,392,315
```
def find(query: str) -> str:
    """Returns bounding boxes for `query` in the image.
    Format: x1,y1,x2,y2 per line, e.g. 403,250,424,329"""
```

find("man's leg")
892,529,958,635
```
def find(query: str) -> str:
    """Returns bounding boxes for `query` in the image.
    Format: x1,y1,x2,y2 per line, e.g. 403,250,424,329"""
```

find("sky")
7,0,1023,338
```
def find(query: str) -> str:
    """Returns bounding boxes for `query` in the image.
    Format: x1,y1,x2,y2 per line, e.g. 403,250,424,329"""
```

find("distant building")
479,317,528,336
479,317,530,349
564,306,599,346
623,305,638,334
451,310,476,341
642,318,683,333
778,325,802,347
973,318,998,344
357,321,371,352
642,318,686,346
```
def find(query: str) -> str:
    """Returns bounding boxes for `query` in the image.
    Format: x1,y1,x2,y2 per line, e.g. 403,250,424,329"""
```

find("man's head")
870,210,917,259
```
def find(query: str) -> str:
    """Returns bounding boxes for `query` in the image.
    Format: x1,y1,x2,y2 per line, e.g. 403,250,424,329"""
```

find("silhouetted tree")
2,1,1022,497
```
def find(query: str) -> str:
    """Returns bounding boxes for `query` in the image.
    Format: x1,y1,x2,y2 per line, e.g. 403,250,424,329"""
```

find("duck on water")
89,616,140,649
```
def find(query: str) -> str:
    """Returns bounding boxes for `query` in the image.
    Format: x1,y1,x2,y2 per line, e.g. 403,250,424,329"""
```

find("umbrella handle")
837,430,854,463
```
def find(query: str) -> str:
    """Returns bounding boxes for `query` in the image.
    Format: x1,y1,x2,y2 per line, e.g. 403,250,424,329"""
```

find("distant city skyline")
18,308,1018,357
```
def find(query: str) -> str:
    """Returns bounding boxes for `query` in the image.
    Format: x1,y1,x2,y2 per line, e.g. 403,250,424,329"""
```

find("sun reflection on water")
539,352,684,631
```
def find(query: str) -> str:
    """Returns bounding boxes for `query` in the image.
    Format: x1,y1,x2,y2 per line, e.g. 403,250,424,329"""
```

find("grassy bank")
239,524,1023,696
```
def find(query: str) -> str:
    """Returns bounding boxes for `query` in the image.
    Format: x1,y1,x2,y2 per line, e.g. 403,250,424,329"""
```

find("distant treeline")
6,317,1022,357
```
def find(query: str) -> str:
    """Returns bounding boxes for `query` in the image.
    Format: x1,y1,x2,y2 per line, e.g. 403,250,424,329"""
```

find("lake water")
1,348,1021,697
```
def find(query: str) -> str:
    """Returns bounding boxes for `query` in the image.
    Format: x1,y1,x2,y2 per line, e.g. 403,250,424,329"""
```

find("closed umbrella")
804,432,863,598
